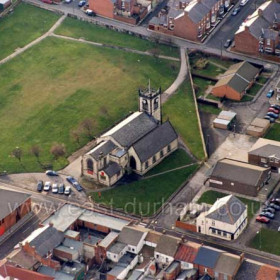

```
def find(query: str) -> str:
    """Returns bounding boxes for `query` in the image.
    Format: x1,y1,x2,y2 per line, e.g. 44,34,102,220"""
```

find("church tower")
138,81,162,123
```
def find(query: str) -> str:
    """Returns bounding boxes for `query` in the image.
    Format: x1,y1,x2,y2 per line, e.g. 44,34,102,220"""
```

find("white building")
196,195,247,241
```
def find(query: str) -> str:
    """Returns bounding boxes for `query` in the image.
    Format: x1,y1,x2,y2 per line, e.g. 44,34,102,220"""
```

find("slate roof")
206,195,246,225
249,16,270,39
102,112,157,148
263,29,278,40
174,242,200,264
0,189,30,220
155,235,181,257
29,226,64,257
185,0,210,24
235,260,261,280
133,121,178,162
214,253,241,276
249,144,280,159
107,242,127,254
103,162,121,177
194,246,221,268
262,1,280,23
87,140,116,160
211,158,268,187
118,226,147,246
145,230,162,245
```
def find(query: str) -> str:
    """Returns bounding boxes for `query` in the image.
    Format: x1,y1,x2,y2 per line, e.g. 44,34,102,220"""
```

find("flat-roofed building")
247,118,270,137
213,110,236,130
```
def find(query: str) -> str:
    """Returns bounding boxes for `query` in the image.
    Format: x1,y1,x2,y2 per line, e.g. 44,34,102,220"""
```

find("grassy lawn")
92,164,198,216
250,228,280,255
145,149,194,177
198,104,221,115
0,37,179,173
163,81,205,160
257,75,268,85
247,83,263,96
0,3,59,61
55,17,179,58
207,57,236,68
265,123,280,141
193,77,215,97
197,190,261,221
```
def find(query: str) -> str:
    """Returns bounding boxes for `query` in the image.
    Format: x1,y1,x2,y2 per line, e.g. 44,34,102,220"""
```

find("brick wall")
212,85,243,101
175,220,197,232
235,28,259,55
89,0,114,19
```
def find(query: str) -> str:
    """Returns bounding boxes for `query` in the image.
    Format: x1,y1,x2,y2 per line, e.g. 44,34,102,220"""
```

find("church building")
81,85,179,186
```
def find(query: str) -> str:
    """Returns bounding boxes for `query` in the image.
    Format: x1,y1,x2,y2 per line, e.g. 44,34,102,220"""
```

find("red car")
256,216,270,223
268,108,280,114
42,0,53,4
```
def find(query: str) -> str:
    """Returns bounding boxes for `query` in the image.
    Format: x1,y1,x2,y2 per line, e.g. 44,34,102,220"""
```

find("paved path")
0,14,66,66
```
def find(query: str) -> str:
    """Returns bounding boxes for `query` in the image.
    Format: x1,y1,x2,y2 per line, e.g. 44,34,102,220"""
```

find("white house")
117,226,148,254
106,242,128,262
196,195,248,241
154,235,181,267
144,230,162,248
82,85,178,186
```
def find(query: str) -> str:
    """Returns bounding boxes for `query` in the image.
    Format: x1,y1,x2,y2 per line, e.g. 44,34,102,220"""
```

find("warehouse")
209,158,271,196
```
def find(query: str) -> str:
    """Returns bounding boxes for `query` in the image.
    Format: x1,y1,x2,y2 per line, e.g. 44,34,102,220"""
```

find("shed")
213,111,236,130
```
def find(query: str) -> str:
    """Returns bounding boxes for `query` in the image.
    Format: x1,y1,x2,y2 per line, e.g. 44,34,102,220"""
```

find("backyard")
197,190,261,221
54,17,179,58
0,3,60,60
0,37,179,173
91,150,198,216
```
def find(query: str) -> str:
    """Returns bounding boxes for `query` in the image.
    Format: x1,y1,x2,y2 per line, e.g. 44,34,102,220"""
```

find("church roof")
87,140,116,160
132,121,178,162
101,112,158,148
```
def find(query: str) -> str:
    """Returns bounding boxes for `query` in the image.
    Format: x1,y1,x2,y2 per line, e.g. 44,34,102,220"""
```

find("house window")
132,248,135,252
156,254,159,258
223,232,227,237
160,150,164,158
212,229,216,234
103,157,107,166
100,175,106,180
166,257,169,263
212,220,215,226
167,145,171,152
267,39,271,46
218,230,221,235
142,99,148,110
154,97,159,109
87,159,94,174
261,158,267,163
204,268,208,273
145,161,149,169
270,157,274,162
153,155,156,164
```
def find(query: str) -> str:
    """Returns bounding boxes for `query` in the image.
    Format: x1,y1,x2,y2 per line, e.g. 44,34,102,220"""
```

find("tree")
11,147,23,162
30,145,41,161
50,143,66,159
70,128,82,145
80,118,96,140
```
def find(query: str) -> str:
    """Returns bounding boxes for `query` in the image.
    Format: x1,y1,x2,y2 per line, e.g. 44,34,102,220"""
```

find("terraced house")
235,0,280,55
82,86,178,186
149,0,231,41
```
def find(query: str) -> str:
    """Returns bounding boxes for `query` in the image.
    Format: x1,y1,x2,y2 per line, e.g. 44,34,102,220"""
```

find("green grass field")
265,123,280,141
92,159,198,216
0,3,59,60
163,81,205,160
0,37,179,173
198,104,221,115
250,228,280,255
55,17,179,57
198,190,261,221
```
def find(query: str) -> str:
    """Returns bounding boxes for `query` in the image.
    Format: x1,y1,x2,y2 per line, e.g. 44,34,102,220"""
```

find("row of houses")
1,198,279,280
235,0,280,56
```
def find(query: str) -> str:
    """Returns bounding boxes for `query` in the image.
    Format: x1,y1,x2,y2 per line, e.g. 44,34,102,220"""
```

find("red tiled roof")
174,242,201,264
257,264,280,280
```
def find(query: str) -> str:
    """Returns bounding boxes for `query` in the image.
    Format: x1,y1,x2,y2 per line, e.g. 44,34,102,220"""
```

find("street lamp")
256,230,262,249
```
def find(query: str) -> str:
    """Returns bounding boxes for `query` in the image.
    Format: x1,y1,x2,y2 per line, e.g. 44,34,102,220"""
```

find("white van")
240,0,249,6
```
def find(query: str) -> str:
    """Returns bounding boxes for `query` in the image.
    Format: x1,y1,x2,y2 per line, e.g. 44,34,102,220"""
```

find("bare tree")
80,118,96,140
50,143,66,159
70,128,82,145
30,145,41,161
11,147,23,162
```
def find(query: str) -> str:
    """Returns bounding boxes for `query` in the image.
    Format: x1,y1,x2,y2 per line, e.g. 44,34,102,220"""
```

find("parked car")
224,39,232,48
266,112,279,119
58,183,65,194
44,181,51,191
64,186,72,195
73,182,83,192
269,203,280,210
267,89,275,98
85,9,95,16
263,207,276,213
37,180,43,192
46,170,58,176
52,183,58,194
42,0,52,4
268,107,280,114
271,104,280,110
66,176,76,185
260,211,274,219
264,116,275,123
65,0,72,3
270,198,280,205
240,0,249,6
78,0,86,6
256,216,270,223
232,6,240,15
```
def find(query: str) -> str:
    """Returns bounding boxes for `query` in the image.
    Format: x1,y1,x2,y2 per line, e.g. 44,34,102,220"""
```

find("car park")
260,211,274,219
73,182,83,192
37,180,43,192
256,215,270,223
266,112,279,119
46,170,58,176
64,186,71,195
267,89,274,98
263,207,276,213
52,183,58,194
78,0,86,6
224,39,232,48
264,116,275,123
58,183,65,194
271,104,280,110
269,203,280,210
268,107,279,114
232,6,240,15
44,181,51,191
271,198,280,205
